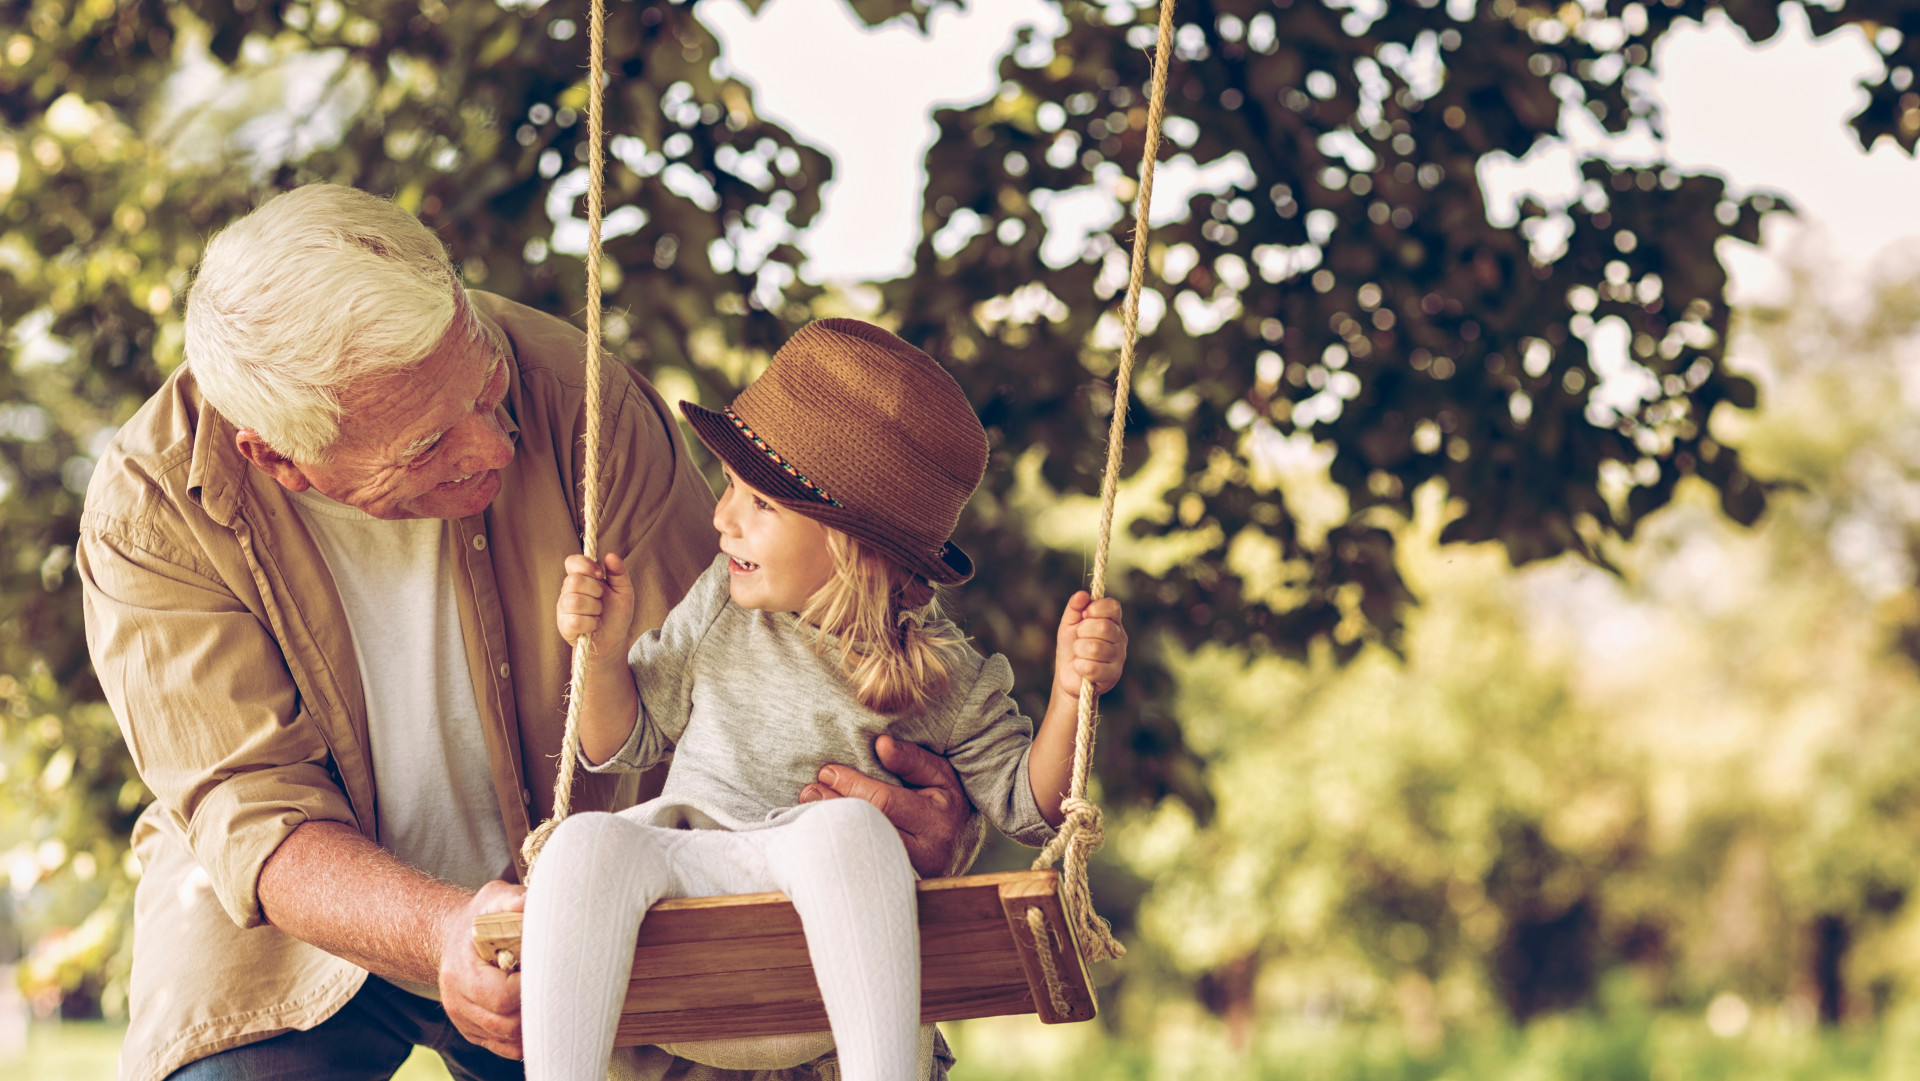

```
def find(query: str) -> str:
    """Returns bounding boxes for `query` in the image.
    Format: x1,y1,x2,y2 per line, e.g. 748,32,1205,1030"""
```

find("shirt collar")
185,386,248,529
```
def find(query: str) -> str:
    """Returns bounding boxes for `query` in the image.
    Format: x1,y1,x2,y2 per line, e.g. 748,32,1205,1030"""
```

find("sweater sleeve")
941,653,1058,849
586,554,732,773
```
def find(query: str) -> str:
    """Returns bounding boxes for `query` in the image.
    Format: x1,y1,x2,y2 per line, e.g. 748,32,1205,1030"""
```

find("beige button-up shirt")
79,293,720,1080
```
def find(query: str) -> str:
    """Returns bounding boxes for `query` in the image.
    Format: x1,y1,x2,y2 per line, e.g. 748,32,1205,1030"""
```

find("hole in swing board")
474,870,1097,1044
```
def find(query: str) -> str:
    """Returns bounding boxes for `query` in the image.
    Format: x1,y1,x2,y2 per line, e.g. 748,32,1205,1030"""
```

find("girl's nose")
712,487,741,536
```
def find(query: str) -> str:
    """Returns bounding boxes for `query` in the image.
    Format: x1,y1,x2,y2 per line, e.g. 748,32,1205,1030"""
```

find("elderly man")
79,184,974,1081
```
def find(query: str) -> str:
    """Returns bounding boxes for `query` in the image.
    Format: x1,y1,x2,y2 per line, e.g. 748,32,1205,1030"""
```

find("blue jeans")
165,977,523,1081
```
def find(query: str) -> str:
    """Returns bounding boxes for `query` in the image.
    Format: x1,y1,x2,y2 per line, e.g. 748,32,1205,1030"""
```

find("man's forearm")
257,820,470,987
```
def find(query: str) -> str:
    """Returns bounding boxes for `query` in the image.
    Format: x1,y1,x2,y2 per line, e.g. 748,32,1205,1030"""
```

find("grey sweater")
589,554,1057,848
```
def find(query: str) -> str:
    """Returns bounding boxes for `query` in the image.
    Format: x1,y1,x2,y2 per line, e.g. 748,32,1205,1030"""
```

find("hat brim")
680,400,974,586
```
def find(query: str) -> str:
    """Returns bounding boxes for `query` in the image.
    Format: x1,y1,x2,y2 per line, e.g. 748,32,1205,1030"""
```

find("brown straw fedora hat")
680,319,988,586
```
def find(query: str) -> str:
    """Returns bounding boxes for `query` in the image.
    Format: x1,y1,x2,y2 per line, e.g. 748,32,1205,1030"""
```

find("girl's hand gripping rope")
1030,592,1128,826
1053,591,1127,701
556,551,637,659
555,551,646,766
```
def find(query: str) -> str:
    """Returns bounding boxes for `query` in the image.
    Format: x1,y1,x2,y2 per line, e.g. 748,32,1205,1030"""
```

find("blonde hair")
799,530,968,715
184,184,465,461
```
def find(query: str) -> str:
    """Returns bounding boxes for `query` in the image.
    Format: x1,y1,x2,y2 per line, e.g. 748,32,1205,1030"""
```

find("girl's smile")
713,465,835,612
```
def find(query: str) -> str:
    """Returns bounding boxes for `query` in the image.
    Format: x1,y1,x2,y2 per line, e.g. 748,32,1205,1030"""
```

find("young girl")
522,318,1126,1081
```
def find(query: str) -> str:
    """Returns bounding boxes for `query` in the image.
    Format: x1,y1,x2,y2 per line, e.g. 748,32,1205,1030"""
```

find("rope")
1025,906,1072,1017
521,0,610,874
516,0,1175,983
1029,0,1175,965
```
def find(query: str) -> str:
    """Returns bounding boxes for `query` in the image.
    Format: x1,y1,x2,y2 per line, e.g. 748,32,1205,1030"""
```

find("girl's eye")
753,496,774,511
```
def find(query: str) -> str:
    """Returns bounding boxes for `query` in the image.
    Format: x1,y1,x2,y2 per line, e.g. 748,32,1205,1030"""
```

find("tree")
0,0,1913,1014
880,0,1872,807
0,0,847,1014
1098,261,1920,1039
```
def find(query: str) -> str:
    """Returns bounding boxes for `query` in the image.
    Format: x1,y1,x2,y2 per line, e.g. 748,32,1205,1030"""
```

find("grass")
943,1000,1920,1081
14,1006,1920,1081
11,1022,123,1081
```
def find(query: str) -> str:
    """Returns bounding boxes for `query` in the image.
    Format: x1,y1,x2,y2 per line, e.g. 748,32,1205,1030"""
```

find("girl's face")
713,464,837,612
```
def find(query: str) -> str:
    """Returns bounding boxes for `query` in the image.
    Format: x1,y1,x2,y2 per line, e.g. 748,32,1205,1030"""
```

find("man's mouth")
437,471,482,492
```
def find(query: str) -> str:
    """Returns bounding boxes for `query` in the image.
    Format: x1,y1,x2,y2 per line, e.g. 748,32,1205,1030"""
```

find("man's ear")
233,430,312,492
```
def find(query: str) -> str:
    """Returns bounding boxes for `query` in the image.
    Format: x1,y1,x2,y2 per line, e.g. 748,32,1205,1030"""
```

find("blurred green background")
7,0,1920,1076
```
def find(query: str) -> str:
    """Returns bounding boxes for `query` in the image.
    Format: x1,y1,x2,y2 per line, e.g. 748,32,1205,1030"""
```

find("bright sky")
701,0,1920,295
701,0,1063,282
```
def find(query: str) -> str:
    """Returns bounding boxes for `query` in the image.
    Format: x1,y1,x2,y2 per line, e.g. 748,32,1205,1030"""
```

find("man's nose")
454,412,514,474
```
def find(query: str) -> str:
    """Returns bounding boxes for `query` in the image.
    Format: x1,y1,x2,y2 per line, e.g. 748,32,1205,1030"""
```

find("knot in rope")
1033,796,1124,962
520,813,561,869
1022,0,1170,970
1034,797,1104,868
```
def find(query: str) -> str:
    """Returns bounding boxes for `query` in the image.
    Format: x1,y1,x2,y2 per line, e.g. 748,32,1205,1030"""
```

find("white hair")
184,184,465,461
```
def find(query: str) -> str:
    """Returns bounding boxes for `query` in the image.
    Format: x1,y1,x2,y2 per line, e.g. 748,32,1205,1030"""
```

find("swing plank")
473,869,1096,1045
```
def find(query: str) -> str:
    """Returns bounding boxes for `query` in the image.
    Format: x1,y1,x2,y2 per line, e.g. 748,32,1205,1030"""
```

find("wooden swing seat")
473,868,1095,1045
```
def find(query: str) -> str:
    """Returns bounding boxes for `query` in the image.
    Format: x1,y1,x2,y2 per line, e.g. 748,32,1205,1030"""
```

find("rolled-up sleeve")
79,518,355,929
943,654,1058,850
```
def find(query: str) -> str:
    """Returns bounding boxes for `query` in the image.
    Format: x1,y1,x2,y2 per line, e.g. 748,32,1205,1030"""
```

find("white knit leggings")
521,798,920,1081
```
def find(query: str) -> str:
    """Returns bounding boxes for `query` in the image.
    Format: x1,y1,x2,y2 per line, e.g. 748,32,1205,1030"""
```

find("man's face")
292,306,516,520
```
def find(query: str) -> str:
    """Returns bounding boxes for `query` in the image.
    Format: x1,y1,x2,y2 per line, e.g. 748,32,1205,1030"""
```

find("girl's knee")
804,796,892,835
546,810,618,847
797,798,907,862
543,812,650,868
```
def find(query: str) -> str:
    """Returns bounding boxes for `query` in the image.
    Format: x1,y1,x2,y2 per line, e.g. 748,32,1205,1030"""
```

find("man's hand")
439,880,526,1059
800,735,976,878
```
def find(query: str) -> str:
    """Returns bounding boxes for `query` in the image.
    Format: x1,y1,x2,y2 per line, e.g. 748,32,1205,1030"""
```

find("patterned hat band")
723,408,843,508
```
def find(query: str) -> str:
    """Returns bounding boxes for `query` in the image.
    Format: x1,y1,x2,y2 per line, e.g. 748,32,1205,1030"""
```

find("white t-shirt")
288,488,514,995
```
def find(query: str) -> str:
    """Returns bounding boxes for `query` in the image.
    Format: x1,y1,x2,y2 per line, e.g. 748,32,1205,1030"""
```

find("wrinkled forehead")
332,313,504,452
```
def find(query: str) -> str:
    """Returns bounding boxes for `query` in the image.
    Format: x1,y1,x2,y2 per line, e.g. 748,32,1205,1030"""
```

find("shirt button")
522,788,533,805
472,535,487,551
497,663,510,679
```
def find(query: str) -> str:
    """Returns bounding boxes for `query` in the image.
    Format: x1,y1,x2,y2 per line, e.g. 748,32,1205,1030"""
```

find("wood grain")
473,869,1099,1044
997,875,1097,1024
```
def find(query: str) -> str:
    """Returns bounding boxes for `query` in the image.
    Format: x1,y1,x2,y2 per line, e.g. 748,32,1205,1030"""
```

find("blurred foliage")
1086,261,1920,1039
944,981,1920,1081
887,0,1827,813
0,0,1915,1025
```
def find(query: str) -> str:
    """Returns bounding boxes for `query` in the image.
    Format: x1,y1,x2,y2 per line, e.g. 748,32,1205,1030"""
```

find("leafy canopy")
0,0,1915,1012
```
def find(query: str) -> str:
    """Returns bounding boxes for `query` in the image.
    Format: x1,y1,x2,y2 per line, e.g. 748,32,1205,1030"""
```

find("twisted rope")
1028,0,1176,966
1025,907,1072,1017
522,0,609,874
517,0,1176,985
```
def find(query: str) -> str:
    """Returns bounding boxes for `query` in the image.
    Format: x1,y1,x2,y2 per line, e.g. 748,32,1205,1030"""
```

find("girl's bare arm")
556,551,644,764
1029,592,1127,826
